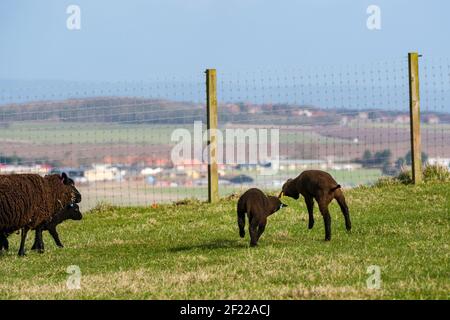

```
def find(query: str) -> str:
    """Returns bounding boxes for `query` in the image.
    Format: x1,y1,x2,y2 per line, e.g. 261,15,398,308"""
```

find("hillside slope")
0,183,449,299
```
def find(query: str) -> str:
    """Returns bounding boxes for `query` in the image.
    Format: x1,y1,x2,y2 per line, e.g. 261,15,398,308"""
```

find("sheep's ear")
61,172,68,184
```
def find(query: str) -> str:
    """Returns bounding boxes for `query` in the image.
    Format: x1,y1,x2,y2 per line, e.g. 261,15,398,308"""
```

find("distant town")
1,97,449,197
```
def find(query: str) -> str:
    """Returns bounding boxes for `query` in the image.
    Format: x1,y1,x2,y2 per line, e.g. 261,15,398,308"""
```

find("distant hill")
1,97,449,125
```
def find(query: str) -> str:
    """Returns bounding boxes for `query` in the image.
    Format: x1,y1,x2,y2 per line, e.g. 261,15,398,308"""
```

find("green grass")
0,122,181,145
279,131,350,144
0,121,354,145
375,164,450,187
0,183,449,299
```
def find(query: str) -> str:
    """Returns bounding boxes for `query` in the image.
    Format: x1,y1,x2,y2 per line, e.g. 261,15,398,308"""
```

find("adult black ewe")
280,170,351,241
237,188,287,246
0,173,81,256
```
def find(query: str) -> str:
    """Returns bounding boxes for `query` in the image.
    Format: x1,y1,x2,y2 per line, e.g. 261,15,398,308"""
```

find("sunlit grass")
0,182,449,299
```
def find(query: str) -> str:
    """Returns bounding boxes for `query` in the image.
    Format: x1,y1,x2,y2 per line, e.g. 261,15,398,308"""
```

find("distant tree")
395,157,406,169
368,111,382,120
0,154,22,165
359,149,392,168
404,150,428,166
362,150,372,166
395,151,429,168
374,149,392,166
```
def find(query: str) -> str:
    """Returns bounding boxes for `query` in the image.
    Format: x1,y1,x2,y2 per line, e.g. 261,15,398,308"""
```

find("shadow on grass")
169,239,247,252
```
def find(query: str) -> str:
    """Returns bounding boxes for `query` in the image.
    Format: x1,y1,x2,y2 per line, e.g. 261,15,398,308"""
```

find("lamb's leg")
237,210,246,238
335,191,351,231
4,235,9,251
256,217,267,241
318,201,332,241
305,195,315,229
31,231,40,251
0,233,9,251
18,227,29,256
48,227,64,248
34,228,45,253
249,218,259,247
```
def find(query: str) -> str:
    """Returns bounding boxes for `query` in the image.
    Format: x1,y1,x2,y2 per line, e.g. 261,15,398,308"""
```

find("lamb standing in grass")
31,203,83,252
280,170,351,241
1,204,83,253
237,188,287,247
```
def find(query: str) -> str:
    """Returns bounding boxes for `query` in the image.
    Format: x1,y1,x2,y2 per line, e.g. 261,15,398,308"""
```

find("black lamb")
31,203,82,252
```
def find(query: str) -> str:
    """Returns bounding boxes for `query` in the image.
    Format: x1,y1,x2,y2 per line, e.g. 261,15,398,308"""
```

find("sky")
0,0,449,82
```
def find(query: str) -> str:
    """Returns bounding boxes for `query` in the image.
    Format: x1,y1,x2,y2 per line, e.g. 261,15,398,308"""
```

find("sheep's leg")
48,227,64,248
249,218,259,247
0,234,7,252
0,233,9,251
305,195,315,229
318,201,332,241
18,227,29,257
31,228,44,252
34,228,45,253
335,191,351,231
31,231,40,251
256,217,267,241
237,210,246,238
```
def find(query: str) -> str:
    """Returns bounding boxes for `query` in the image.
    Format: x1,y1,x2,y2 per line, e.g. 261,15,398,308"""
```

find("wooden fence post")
408,52,423,184
206,69,219,202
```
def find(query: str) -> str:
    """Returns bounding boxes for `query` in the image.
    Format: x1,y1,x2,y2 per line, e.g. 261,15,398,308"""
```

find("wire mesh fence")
420,57,450,166
216,56,450,196
0,75,208,209
1,56,449,209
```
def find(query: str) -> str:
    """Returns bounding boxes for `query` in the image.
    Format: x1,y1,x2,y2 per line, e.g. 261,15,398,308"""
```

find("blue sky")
0,0,449,81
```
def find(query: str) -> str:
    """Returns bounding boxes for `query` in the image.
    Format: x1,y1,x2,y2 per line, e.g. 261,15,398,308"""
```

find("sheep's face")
61,172,82,204
280,179,300,200
65,203,82,221
267,196,288,214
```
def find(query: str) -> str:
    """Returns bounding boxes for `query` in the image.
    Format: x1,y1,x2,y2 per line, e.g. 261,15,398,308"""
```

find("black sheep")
0,173,81,256
0,232,9,251
237,188,287,246
280,170,351,241
31,203,82,252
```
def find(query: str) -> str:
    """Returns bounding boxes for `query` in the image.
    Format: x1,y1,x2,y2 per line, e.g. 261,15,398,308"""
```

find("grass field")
0,121,377,145
0,182,449,299
2,121,449,145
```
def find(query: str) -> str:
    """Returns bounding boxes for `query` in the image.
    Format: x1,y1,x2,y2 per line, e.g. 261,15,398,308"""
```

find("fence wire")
1,56,449,209
0,75,207,209
217,56,450,195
